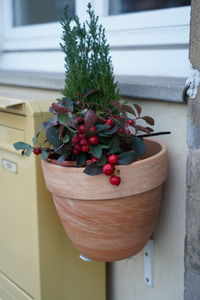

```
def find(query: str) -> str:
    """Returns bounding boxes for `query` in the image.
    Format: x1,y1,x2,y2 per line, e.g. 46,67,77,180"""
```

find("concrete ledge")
0,70,186,103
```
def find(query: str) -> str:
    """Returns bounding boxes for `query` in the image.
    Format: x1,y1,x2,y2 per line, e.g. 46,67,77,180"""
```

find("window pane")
109,0,191,15
12,0,75,27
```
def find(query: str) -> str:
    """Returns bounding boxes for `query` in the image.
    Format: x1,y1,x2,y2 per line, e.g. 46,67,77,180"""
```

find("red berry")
128,119,135,125
118,128,123,133
80,139,88,146
77,133,85,140
125,129,131,134
77,117,84,123
33,147,41,155
102,163,115,176
107,154,119,165
72,136,80,144
74,144,81,152
73,149,80,155
88,136,99,145
97,117,104,122
78,125,85,134
110,175,121,186
90,126,97,131
81,145,90,152
91,157,98,163
105,118,114,129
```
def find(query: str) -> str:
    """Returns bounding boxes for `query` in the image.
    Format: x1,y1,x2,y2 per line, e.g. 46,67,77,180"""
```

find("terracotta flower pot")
41,138,167,262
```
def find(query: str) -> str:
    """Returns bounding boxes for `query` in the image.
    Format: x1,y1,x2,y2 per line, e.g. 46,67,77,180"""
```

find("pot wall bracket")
144,239,154,288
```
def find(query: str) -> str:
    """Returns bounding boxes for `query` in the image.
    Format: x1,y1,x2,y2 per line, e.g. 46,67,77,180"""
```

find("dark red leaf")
145,127,154,133
51,103,69,114
134,104,142,115
133,124,151,133
121,104,136,116
142,116,155,126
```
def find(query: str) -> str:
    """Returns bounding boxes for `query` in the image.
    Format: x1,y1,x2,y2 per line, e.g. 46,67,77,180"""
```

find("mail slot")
0,96,105,300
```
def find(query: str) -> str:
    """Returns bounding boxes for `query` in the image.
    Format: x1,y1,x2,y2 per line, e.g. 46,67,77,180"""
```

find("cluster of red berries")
72,124,99,155
102,154,121,186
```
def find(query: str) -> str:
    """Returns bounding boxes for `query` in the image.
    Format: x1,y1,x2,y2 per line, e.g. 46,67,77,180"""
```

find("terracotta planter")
41,138,167,262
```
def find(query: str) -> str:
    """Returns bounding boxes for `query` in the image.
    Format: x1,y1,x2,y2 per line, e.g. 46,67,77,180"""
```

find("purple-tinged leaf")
84,163,103,176
43,115,57,129
85,109,97,132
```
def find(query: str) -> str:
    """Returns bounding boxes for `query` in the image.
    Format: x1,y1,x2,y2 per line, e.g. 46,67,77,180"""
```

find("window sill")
0,70,186,103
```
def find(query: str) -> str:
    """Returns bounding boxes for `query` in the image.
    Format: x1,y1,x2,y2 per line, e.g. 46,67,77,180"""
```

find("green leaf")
109,136,121,153
132,137,146,156
60,97,74,111
96,155,107,167
61,133,70,143
13,142,32,151
98,144,109,149
84,163,103,176
41,149,49,160
118,151,136,165
96,124,110,132
57,153,68,164
58,114,68,125
32,127,44,145
104,124,119,135
90,145,102,159
77,152,86,167
46,127,62,147
23,147,33,157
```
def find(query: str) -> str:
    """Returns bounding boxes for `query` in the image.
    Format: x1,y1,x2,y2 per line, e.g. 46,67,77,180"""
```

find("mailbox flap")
0,97,26,115
0,98,24,109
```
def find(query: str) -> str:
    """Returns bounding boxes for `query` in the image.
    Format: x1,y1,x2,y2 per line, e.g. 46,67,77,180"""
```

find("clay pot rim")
43,138,166,170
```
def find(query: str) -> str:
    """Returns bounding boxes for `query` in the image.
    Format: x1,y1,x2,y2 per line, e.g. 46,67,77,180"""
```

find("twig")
136,131,171,138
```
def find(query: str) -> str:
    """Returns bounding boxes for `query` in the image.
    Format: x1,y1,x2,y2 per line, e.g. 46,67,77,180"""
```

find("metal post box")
0,96,105,300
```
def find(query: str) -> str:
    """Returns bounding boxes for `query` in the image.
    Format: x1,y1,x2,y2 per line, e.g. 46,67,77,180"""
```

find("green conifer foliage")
60,3,119,106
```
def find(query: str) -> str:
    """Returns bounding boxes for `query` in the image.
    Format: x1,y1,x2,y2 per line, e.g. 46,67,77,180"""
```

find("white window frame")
2,0,190,51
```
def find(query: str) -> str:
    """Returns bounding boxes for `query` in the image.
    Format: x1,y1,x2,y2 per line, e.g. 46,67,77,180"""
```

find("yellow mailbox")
0,96,105,300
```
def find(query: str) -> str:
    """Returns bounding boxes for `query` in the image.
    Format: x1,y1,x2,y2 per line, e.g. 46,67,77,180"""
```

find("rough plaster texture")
108,99,187,300
185,0,200,298
189,0,200,70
